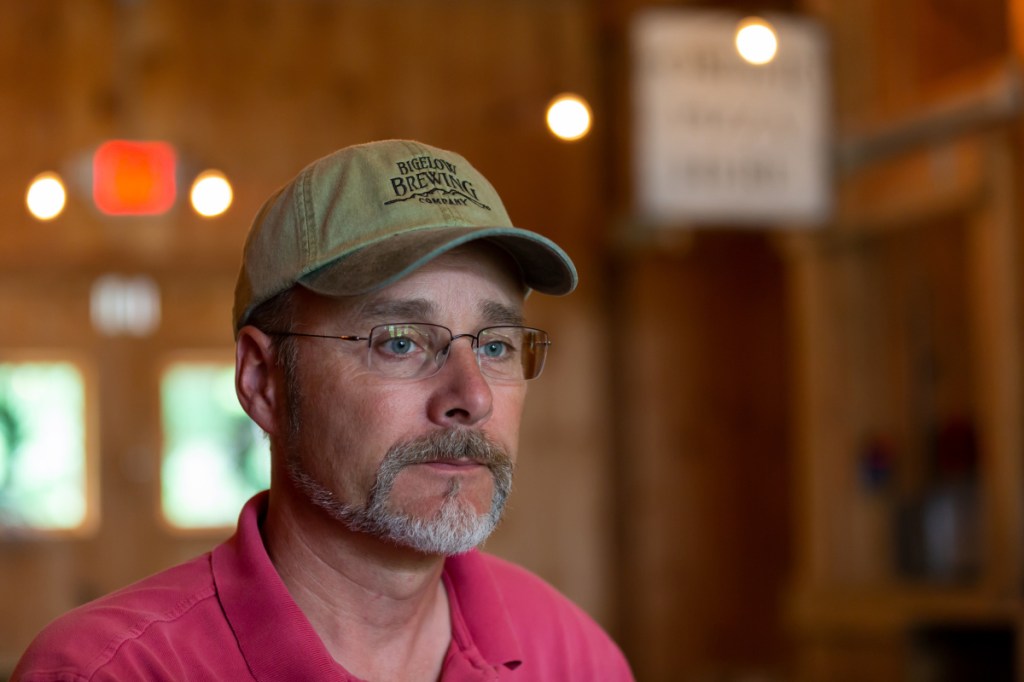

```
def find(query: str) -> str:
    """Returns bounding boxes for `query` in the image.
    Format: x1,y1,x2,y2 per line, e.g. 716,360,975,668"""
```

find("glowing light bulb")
26,172,67,221
190,170,233,217
546,94,593,141
736,17,778,65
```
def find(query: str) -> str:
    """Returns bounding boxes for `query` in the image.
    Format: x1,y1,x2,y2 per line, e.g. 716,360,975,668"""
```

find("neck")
262,486,453,681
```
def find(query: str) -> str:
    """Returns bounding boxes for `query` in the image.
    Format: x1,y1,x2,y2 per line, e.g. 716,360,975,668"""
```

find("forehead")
295,242,527,326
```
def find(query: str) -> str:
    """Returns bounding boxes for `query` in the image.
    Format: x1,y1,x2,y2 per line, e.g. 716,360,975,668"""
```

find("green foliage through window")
161,363,270,528
0,362,87,531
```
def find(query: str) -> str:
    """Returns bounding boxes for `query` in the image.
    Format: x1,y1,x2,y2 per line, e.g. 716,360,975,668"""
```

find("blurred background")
1,0,1022,680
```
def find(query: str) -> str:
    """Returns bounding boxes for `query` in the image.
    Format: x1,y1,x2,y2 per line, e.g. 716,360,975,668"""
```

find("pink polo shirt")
13,493,634,681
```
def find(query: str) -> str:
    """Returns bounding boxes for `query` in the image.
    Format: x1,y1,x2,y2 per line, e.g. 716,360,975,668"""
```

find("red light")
93,140,177,215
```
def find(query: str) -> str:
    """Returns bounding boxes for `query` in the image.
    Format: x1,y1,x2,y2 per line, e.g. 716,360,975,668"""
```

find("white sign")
90,274,161,337
632,9,830,226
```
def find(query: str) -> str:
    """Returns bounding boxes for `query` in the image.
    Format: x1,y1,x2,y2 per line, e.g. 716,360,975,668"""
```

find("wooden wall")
5,1,1019,681
609,233,795,680
0,0,618,673
787,1,1024,680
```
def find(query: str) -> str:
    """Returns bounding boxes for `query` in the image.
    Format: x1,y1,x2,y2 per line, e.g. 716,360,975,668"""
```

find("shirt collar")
443,551,524,672
212,492,354,681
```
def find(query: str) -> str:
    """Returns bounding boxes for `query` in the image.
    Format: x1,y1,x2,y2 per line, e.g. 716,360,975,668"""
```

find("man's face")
277,245,529,555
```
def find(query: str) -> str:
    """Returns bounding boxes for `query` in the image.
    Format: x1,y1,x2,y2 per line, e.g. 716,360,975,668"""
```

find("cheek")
286,362,380,457
294,375,419,462
491,384,527,449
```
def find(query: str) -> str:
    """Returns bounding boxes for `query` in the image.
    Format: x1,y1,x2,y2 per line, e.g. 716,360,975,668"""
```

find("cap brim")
298,226,578,297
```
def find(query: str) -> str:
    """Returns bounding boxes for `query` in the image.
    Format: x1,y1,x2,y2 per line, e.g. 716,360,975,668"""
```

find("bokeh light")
190,170,233,217
26,172,67,221
546,94,593,141
736,17,779,65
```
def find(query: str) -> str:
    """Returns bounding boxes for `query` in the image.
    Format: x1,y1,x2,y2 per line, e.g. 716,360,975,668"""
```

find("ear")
235,326,286,437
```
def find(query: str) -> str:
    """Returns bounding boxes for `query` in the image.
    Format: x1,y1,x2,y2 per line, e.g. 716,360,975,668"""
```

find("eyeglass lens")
368,324,549,381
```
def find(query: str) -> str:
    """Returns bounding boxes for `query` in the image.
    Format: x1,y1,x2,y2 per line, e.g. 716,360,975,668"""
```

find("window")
160,361,270,528
0,361,89,531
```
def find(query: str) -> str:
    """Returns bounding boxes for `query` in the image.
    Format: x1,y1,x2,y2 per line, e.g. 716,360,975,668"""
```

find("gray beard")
285,427,515,556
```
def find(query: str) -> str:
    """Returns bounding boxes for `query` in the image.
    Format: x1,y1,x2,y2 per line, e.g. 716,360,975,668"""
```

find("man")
14,140,633,680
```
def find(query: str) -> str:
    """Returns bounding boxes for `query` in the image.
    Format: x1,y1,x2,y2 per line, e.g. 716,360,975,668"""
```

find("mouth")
416,460,489,472
404,461,492,492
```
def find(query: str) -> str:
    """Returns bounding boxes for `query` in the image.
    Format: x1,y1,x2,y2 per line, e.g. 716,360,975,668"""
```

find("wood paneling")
0,1,613,672
612,232,794,680
6,1,1016,679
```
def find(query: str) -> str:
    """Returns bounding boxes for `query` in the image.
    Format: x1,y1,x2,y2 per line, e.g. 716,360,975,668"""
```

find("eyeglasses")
268,323,551,382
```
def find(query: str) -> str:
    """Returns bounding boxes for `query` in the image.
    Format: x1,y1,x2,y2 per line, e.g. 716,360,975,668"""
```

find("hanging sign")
632,9,830,226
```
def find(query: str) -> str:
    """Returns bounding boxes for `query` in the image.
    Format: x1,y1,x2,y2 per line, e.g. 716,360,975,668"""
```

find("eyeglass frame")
264,322,552,382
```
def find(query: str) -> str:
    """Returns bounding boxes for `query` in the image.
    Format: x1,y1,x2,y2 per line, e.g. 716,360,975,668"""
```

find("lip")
417,461,486,472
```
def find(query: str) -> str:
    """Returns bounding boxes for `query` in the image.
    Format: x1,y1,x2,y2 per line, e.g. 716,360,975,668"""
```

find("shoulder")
12,554,239,682
462,552,591,620
471,552,582,612
474,552,614,638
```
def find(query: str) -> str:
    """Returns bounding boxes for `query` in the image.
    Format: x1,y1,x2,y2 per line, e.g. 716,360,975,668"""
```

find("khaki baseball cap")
233,139,578,334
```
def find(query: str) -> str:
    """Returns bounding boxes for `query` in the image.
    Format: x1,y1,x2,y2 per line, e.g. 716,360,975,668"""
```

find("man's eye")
381,336,418,355
481,340,511,359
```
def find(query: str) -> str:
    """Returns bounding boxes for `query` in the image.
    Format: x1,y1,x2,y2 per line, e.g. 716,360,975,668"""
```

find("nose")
427,337,493,427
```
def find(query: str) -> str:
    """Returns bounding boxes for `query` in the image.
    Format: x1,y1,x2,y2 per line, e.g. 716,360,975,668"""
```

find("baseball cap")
233,139,578,334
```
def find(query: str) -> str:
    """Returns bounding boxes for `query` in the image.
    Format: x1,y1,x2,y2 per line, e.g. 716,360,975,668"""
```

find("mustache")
366,429,514,508
380,429,513,472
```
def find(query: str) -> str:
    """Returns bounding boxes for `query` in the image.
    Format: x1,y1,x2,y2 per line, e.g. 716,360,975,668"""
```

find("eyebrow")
358,298,436,322
355,297,525,327
481,300,524,326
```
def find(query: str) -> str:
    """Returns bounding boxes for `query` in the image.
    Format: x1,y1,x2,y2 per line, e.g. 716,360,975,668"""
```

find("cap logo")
384,154,491,210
